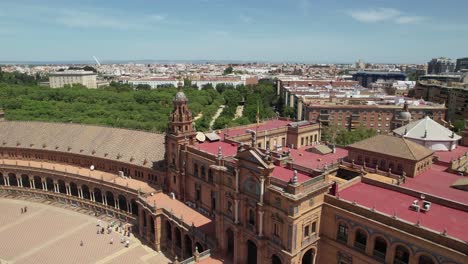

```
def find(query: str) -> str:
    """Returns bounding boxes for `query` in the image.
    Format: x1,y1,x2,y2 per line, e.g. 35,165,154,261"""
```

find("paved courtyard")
0,196,171,264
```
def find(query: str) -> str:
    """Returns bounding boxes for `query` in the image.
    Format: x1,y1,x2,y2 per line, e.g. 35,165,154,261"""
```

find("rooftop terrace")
339,181,468,242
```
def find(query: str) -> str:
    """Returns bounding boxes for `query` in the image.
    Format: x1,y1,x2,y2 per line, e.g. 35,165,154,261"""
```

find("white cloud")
348,8,400,23
240,15,253,23
395,16,425,24
347,8,424,25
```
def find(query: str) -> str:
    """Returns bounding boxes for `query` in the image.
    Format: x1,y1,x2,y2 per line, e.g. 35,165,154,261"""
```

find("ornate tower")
170,82,194,135
165,82,196,199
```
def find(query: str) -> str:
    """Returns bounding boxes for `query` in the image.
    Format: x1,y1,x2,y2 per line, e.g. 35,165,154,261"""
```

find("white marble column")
29,178,34,189
260,177,265,204
235,169,239,193
91,192,95,202
42,180,46,191
5,176,10,186
65,184,70,195
127,201,132,214
115,199,119,209
78,187,83,199
258,210,264,237
234,200,239,224
17,177,22,187
103,195,107,206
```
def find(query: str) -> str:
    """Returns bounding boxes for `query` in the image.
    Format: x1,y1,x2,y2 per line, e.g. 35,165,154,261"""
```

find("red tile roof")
284,145,348,169
339,182,468,242
222,119,292,138
271,166,312,183
402,164,468,204
194,141,238,157
433,146,468,164
146,193,215,236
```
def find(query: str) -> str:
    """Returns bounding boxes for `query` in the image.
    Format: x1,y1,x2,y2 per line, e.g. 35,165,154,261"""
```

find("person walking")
110,238,113,245
80,240,84,246
24,206,27,213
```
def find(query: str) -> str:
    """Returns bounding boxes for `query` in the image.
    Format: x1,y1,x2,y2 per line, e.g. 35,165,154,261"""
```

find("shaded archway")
373,236,387,261
175,228,182,249
247,240,257,264
0,173,4,186
70,182,78,196
184,235,193,258
131,199,138,216
226,229,234,260
94,188,103,203
21,174,30,188
58,180,66,194
418,254,435,264
272,254,282,264
8,173,18,187
302,248,314,264
394,245,410,264
33,176,42,190
195,242,204,253
46,177,54,191
166,221,172,241
118,195,127,212
354,229,367,252
106,191,115,207
81,185,90,200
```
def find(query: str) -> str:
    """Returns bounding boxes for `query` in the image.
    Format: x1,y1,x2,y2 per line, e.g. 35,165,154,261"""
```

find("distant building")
427,57,455,74
352,71,406,88
304,101,446,133
418,74,463,83
455,57,468,72
128,77,179,88
414,81,468,121
49,70,97,88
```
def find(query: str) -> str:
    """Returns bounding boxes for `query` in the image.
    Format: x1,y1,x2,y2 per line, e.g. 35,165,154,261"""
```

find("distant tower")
165,81,196,200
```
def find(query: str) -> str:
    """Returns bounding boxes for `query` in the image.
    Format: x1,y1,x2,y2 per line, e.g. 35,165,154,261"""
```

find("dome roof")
398,111,412,121
175,91,187,101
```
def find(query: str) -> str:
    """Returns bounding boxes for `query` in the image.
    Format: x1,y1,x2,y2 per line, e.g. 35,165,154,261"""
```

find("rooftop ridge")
1,120,165,135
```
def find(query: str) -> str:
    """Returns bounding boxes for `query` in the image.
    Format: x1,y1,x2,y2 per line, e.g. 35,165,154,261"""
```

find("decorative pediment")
236,148,273,171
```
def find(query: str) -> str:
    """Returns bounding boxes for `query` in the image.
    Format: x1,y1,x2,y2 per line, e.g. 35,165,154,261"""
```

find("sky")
0,0,467,63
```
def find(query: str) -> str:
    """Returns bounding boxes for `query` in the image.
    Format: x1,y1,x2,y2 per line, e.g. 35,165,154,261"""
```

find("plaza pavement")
0,196,171,264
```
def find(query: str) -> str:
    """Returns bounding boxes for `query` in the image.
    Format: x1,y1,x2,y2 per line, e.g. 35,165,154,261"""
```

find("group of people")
20,206,28,214
89,219,131,248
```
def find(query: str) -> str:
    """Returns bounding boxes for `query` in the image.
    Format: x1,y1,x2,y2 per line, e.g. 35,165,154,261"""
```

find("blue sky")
0,0,467,63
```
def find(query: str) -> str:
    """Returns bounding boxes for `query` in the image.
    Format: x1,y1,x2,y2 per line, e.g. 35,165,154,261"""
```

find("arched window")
201,165,206,179
337,223,348,243
418,255,435,264
354,229,367,251
248,209,255,225
373,236,387,261
227,201,233,215
394,245,410,264
380,160,386,169
208,169,213,183
244,178,260,198
194,163,199,177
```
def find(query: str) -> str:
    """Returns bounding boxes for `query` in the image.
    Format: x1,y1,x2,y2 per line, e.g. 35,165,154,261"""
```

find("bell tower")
165,81,196,199
170,82,194,135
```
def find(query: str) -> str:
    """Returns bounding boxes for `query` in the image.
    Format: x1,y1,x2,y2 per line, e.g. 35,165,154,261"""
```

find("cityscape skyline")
1,0,467,64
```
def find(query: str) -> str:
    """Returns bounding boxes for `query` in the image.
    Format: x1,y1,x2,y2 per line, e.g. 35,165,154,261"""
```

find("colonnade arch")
118,195,127,212
21,174,30,188
69,182,78,196
184,235,193,258
8,173,17,187
33,176,42,190
94,188,103,203
301,248,315,264
58,179,66,194
81,185,90,200
46,177,54,191
106,191,115,207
